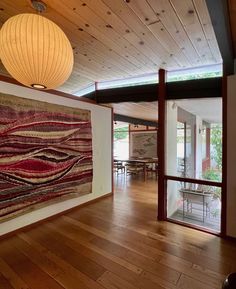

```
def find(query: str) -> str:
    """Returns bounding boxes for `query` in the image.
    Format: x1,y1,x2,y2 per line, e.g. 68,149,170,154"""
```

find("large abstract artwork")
0,93,93,220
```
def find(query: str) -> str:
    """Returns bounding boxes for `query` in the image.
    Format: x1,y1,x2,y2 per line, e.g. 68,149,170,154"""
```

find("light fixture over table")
0,0,74,90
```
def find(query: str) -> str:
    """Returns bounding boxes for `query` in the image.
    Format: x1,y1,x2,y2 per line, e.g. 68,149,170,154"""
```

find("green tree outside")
114,126,128,140
211,124,222,170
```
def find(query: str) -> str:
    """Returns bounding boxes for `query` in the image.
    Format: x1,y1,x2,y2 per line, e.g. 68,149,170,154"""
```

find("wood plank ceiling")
0,0,222,95
107,101,158,122
107,98,222,123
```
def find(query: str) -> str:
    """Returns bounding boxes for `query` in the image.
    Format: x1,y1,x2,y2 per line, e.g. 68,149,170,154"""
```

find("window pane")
167,180,221,232
167,64,222,83
166,99,222,182
114,122,129,159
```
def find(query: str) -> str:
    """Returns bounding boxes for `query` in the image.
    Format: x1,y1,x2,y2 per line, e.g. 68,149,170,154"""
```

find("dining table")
114,158,158,181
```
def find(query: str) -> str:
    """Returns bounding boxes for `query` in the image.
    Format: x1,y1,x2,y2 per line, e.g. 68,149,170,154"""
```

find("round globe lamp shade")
0,13,74,90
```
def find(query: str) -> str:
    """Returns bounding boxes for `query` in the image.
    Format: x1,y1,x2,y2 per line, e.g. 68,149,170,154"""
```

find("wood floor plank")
97,271,138,289
8,236,93,289
35,225,167,289
63,215,163,261
0,258,29,289
45,220,182,285
90,236,181,284
77,202,232,269
159,254,222,288
0,241,65,289
45,221,143,274
0,272,15,289
177,274,213,289
63,215,222,288
68,198,230,274
0,175,235,289
141,271,177,289
67,210,228,278
18,233,105,289
26,226,106,281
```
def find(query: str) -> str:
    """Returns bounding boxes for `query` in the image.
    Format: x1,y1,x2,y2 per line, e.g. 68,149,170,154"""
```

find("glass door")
165,99,222,233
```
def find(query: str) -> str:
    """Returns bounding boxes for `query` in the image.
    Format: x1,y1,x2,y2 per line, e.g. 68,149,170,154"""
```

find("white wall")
0,81,112,235
227,75,236,238
166,101,178,216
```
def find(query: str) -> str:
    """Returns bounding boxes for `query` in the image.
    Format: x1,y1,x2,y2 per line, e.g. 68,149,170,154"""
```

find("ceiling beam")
84,78,222,103
95,84,158,103
167,77,222,99
114,114,157,127
205,0,234,75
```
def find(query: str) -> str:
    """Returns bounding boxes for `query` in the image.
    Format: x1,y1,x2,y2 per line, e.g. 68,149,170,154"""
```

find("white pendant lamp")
0,1,74,90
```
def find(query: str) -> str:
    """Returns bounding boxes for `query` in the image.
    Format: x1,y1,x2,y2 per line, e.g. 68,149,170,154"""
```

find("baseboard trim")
224,235,236,242
0,192,113,240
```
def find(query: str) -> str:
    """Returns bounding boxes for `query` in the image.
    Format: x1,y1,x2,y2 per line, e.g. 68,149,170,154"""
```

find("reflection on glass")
166,99,222,182
113,123,129,159
167,180,221,232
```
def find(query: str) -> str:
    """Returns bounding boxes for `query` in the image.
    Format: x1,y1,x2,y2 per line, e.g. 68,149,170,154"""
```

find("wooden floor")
0,174,236,289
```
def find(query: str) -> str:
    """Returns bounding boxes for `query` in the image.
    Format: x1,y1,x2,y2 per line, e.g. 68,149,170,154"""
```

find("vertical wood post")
158,69,166,220
95,81,98,103
111,107,114,194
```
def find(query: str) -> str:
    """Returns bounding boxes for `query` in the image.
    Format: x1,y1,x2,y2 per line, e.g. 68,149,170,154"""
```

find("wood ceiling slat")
72,63,105,81
68,38,139,78
59,73,93,94
61,0,164,71
140,101,158,110
129,102,158,115
193,0,222,62
72,37,135,75
169,0,217,64
42,8,146,77
73,47,131,79
43,0,157,72
126,0,190,68
122,0,159,26
101,0,180,69
71,1,159,75
122,32,162,67
73,52,131,80
146,0,203,66
80,0,129,35
107,102,158,122
58,0,163,73
112,102,157,115
70,33,141,76
147,21,191,67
